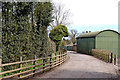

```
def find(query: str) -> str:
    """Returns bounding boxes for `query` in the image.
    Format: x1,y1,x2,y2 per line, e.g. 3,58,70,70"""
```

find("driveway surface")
31,51,118,78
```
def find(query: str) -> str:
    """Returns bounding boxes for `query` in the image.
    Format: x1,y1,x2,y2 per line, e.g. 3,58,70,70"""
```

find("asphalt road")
30,51,118,79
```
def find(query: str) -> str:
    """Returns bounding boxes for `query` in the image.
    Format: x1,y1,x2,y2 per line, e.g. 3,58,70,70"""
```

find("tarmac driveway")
31,51,118,78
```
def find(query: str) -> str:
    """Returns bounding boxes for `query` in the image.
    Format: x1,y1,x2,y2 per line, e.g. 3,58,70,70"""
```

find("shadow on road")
23,70,118,80
23,51,118,80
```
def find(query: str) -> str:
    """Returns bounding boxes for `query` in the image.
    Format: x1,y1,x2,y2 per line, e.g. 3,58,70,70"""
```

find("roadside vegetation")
1,1,70,78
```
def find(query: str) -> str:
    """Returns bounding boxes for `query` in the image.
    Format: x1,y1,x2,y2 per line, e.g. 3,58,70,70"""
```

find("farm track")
28,51,118,79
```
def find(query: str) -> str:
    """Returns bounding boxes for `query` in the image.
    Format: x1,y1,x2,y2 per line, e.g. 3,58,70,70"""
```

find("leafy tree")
49,25,69,51
60,40,66,46
65,39,71,45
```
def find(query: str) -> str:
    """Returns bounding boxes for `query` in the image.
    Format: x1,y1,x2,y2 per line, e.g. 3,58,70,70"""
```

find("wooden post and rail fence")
92,49,117,65
0,51,67,80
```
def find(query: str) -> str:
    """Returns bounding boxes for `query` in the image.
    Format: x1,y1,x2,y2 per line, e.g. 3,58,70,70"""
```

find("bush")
92,49,111,63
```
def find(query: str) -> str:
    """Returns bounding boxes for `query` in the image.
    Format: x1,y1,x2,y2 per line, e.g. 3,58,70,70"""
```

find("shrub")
92,49,111,63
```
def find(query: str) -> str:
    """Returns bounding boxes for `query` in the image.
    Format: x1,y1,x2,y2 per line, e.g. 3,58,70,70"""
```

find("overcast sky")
52,0,119,33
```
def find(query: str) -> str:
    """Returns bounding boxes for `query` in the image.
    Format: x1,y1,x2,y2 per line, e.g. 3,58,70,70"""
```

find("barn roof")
76,30,120,39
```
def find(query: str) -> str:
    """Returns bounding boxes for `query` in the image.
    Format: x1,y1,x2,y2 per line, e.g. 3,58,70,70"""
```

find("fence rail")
92,49,117,65
0,51,67,80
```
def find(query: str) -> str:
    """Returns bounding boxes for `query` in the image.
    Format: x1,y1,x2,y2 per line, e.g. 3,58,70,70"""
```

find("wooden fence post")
62,51,64,62
63,52,65,63
0,56,2,79
116,56,118,66
33,55,36,77
112,53,114,64
105,54,106,62
0,51,67,79
114,54,116,65
43,58,45,73
110,53,113,63
106,53,108,62
61,52,63,63
107,53,109,62
55,53,56,66
109,52,110,62
50,54,52,70
19,55,22,78
59,52,60,65
64,53,65,62
64,53,66,62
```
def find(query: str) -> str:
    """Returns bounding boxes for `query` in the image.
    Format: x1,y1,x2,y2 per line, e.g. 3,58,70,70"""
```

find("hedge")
92,49,111,63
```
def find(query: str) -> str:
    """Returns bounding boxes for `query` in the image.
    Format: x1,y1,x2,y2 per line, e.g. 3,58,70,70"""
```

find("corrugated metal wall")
96,31,119,57
77,38,95,54
118,36,120,58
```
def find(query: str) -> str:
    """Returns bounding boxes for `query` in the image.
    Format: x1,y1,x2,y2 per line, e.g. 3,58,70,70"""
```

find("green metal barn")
67,45,74,51
76,30,120,57
60,45,74,51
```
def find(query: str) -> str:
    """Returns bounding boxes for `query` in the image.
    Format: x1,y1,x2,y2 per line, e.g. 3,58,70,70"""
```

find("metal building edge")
118,1,120,77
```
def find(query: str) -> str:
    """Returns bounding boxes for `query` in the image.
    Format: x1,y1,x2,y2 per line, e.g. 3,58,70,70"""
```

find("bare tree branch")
69,29,80,44
50,3,71,29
